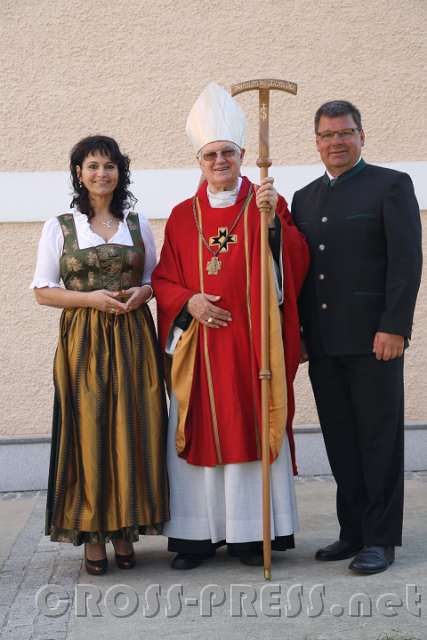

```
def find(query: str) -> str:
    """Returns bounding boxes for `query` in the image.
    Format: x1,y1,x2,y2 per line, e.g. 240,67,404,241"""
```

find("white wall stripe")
0,161,426,222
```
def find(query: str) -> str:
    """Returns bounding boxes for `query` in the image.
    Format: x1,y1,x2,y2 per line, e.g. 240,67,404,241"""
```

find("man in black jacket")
292,100,422,574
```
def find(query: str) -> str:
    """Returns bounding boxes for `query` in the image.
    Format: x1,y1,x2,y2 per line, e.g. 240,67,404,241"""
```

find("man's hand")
187,293,232,328
255,177,278,226
372,332,404,361
300,338,309,364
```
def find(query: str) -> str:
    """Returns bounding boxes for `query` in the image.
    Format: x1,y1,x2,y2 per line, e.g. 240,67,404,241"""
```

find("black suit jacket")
291,161,422,357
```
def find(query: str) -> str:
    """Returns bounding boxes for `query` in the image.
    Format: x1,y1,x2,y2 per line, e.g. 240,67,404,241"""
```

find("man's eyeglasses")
316,128,360,141
199,147,238,162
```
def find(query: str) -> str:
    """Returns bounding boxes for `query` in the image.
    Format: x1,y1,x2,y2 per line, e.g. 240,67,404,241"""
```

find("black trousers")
309,353,404,546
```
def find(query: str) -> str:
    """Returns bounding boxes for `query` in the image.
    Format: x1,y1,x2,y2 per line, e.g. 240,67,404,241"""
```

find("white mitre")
186,82,246,154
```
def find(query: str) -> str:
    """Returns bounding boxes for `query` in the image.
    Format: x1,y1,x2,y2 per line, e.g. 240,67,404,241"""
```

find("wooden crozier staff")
231,78,297,580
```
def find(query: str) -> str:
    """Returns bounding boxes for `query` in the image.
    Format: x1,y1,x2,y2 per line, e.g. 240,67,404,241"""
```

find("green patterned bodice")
57,213,145,291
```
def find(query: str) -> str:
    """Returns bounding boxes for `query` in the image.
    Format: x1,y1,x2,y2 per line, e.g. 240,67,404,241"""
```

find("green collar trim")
322,158,367,186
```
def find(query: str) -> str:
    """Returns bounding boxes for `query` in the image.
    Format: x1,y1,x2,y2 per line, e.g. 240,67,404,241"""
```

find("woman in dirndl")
31,135,168,575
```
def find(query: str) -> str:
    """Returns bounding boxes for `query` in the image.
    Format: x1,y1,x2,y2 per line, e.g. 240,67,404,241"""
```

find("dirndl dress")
45,213,169,544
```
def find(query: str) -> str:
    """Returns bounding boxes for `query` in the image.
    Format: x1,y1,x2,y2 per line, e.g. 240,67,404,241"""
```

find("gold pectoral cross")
206,256,222,275
206,227,238,275
209,227,238,253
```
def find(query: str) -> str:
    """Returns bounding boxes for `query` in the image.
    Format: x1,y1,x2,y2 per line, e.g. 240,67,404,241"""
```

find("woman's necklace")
101,217,115,229
192,187,253,275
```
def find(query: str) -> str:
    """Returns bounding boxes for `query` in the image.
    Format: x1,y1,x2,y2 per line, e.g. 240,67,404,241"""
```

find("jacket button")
321,303,328,310
321,216,328,223
318,273,325,280
319,244,325,251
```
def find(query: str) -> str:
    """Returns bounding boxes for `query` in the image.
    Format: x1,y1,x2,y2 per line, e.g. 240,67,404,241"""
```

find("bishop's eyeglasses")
199,147,239,162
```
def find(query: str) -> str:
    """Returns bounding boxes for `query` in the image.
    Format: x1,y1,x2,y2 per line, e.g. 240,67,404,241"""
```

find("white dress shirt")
325,156,362,181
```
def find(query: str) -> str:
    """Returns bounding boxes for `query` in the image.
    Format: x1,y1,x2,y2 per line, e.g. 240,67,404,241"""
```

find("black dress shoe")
349,545,395,575
315,539,363,561
171,552,215,570
238,552,264,567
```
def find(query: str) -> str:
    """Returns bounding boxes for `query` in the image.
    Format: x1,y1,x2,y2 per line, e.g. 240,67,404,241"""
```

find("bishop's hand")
187,293,232,328
255,177,277,227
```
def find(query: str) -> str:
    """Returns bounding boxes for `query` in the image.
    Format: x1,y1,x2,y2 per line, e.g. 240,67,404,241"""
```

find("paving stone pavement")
1,474,426,640
0,492,81,640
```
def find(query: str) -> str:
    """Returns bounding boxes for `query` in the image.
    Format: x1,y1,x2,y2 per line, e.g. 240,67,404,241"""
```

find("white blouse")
30,210,157,289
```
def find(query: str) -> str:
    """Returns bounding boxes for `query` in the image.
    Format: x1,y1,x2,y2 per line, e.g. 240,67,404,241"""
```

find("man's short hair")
314,100,362,132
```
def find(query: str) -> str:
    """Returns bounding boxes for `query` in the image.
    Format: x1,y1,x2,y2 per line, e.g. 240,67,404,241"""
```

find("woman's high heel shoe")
113,541,136,569
84,546,108,576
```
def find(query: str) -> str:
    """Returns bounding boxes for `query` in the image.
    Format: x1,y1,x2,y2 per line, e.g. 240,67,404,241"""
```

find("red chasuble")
152,177,309,473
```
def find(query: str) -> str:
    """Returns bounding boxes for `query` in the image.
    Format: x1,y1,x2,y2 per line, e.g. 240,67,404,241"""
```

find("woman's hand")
34,287,128,313
255,177,278,226
89,290,128,314
187,293,232,328
123,285,153,312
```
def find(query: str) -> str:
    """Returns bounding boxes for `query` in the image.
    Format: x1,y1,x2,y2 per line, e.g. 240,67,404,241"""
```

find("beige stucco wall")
0,214,425,437
1,0,426,172
1,0,426,436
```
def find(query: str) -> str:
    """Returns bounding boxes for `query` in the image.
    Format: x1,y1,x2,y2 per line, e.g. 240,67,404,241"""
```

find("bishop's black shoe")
315,539,363,561
238,552,264,567
349,545,395,575
171,552,215,570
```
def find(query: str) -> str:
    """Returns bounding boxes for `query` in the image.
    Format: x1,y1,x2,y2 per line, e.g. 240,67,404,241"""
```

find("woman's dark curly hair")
70,135,137,220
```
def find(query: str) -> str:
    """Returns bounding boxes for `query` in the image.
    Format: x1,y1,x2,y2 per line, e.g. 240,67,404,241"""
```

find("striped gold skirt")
46,305,169,544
